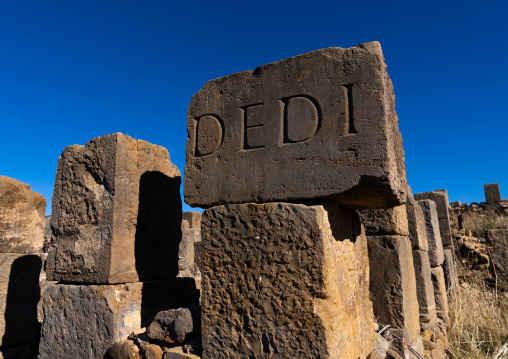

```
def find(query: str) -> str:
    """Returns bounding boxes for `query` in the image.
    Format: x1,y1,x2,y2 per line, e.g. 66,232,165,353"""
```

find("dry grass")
463,209,508,238
448,266,508,358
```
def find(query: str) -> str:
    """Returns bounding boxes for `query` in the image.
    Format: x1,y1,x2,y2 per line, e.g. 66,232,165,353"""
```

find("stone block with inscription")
201,202,375,359
185,42,407,209
415,190,452,247
46,133,182,284
484,183,501,204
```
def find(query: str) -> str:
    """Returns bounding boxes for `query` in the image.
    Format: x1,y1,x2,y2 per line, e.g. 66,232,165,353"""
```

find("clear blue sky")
1,1,506,215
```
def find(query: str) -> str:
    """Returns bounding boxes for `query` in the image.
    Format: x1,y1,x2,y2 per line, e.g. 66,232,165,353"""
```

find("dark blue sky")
1,1,507,214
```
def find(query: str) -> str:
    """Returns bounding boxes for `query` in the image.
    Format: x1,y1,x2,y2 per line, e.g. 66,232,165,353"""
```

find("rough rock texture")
0,176,46,254
147,306,200,344
367,235,420,342
46,133,182,284
109,340,140,359
486,229,508,290
201,202,375,359
442,248,458,292
484,183,501,204
0,253,43,350
405,187,428,251
430,267,449,321
358,205,409,235
141,344,163,359
412,251,438,326
418,200,444,267
185,42,407,210
415,190,452,247
38,279,199,359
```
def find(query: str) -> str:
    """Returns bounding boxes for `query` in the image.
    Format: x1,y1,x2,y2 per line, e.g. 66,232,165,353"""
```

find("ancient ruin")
1,42,506,359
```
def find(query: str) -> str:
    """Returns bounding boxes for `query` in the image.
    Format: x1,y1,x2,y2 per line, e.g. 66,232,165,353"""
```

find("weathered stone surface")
185,42,407,210
201,202,374,358
417,200,444,267
430,267,449,321
484,183,501,204
405,187,428,251
358,205,409,236
367,235,420,342
162,350,200,359
442,248,458,292
46,133,182,284
177,213,202,281
415,190,451,247
183,212,201,232
38,279,199,359
0,176,46,254
147,306,200,344
0,253,43,350
109,340,140,359
486,229,508,290
412,251,438,326
141,344,163,359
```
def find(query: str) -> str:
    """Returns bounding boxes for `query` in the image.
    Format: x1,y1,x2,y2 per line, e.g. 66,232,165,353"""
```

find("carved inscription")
241,103,265,150
282,95,321,143
194,115,223,157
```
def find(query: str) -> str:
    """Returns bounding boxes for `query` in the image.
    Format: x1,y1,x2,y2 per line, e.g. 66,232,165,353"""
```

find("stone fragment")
405,187,428,251
412,251,438,326
38,279,199,359
415,190,452,247
185,42,407,210
162,350,200,359
486,229,508,290
46,133,182,284
484,183,501,204
442,248,458,292
430,267,449,321
201,202,374,358
147,306,200,344
141,344,163,359
109,340,140,359
358,205,409,236
417,200,444,267
0,176,46,254
0,253,43,350
177,215,201,280
368,235,420,342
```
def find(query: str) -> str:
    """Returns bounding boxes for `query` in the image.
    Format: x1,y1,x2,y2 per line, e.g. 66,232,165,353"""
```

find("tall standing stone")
46,133,182,284
415,190,452,247
201,203,374,359
0,176,46,254
484,183,501,204
405,187,428,251
486,229,508,290
184,42,407,210
412,251,438,327
418,200,444,267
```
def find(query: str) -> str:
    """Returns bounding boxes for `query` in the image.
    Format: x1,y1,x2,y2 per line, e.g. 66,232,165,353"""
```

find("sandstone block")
185,42,407,210
405,187,428,251
0,176,46,254
201,202,374,358
486,229,508,290
415,190,452,246
412,251,438,326
38,279,199,359
418,200,444,267
358,205,409,236
484,183,501,204
430,267,449,321
367,235,420,342
46,133,182,284
0,253,43,350
442,248,458,292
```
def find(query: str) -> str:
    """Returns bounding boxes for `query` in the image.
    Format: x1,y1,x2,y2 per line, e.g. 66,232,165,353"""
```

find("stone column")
0,176,48,358
39,134,198,359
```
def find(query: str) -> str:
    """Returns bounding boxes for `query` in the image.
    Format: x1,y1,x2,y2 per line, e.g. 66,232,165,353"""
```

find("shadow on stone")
1,255,42,358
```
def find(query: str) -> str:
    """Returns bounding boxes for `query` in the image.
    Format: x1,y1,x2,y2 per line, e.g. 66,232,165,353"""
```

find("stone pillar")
178,212,202,289
484,183,501,204
185,42,409,358
39,134,196,359
201,203,374,358
0,176,48,357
